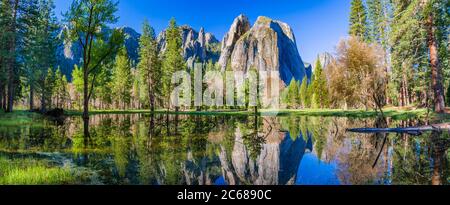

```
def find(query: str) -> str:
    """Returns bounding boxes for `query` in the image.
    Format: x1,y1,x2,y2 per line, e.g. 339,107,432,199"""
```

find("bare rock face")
218,14,251,71
304,62,313,81
220,15,308,86
316,52,334,69
157,26,220,67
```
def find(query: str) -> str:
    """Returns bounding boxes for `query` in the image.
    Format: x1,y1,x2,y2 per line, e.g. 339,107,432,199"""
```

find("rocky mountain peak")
219,14,308,88
218,14,251,71
157,25,220,67
205,33,217,44
316,52,334,69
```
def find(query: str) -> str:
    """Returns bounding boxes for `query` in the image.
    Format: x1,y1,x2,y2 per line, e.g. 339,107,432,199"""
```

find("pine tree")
137,20,161,112
162,18,186,111
367,0,383,44
21,0,40,110
311,93,319,109
390,0,446,112
390,0,426,107
0,0,20,112
305,76,314,108
349,0,369,41
54,68,68,108
299,77,308,108
41,68,55,111
23,0,59,111
112,48,133,110
285,80,299,108
132,68,141,109
0,0,11,111
88,62,113,109
422,0,446,112
312,58,329,108
435,0,449,92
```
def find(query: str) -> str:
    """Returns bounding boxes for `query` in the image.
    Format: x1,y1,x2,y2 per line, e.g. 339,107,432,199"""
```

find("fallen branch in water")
347,123,450,136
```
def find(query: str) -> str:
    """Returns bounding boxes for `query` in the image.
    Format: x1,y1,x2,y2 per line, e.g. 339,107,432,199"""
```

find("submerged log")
347,123,450,136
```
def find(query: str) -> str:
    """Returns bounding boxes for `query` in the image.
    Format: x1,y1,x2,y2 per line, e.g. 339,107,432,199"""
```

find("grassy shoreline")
2,107,449,120
62,107,448,120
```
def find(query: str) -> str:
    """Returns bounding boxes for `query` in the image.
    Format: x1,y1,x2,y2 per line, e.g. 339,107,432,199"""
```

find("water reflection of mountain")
212,118,311,185
165,116,313,185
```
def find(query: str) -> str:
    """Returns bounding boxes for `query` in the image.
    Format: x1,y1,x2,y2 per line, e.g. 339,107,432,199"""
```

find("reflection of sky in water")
214,176,227,185
214,131,341,185
296,153,340,185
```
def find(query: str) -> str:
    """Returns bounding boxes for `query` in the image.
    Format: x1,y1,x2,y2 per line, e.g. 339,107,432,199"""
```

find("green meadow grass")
63,107,441,120
0,110,44,127
0,156,75,185
3,107,448,122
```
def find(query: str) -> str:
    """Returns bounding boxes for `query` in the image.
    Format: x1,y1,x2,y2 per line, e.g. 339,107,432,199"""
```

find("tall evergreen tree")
312,58,329,108
422,0,446,112
42,67,55,111
54,68,68,108
162,18,186,111
23,0,59,111
112,48,133,109
390,0,426,107
390,0,446,112
0,0,10,111
349,0,369,40
0,0,20,112
137,20,161,111
95,63,113,109
299,77,308,108
285,79,299,108
435,0,449,91
367,0,383,44
131,68,141,109
21,0,39,110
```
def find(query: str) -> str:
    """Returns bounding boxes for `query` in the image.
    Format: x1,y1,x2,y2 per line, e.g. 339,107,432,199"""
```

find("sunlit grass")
63,107,441,120
0,156,75,185
0,110,44,127
1,166,74,185
65,109,253,116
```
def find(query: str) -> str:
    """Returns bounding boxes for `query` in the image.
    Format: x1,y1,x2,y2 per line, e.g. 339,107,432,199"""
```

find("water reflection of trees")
0,114,449,185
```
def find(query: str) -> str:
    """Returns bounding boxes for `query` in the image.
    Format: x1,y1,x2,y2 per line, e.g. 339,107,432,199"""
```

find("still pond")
0,113,449,185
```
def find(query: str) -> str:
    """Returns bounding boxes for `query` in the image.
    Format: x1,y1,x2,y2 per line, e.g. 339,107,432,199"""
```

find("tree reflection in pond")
0,113,449,185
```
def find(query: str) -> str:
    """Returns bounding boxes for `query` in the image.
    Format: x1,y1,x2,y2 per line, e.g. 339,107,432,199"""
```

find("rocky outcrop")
219,15,308,86
57,25,83,80
304,62,313,81
122,27,141,63
157,26,220,67
316,52,334,69
218,15,251,71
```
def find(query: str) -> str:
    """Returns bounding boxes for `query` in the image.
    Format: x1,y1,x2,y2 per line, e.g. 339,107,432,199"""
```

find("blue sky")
54,0,351,63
